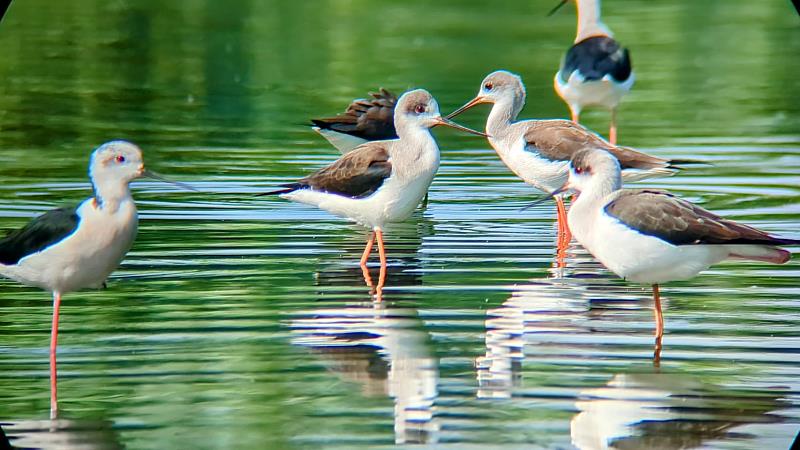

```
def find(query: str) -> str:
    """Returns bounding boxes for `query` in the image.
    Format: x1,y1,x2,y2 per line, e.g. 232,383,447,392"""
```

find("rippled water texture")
1,1,799,448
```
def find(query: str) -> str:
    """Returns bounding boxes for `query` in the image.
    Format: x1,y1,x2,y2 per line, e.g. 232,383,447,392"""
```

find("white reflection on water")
291,301,439,445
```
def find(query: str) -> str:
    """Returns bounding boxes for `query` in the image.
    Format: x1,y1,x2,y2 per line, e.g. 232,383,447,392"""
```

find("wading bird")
0,141,191,418
551,0,633,144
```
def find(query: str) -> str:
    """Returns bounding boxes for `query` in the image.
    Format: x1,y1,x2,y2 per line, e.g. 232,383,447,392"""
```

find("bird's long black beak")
521,185,570,212
432,117,488,137
143,169,199,192
548,0,569,16
445,96,489,120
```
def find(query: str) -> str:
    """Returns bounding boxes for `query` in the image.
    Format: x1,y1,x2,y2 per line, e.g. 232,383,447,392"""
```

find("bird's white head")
89,140,145,209
446,70,526,124
564,148,622,197
395,89,487,137
90,140,145,185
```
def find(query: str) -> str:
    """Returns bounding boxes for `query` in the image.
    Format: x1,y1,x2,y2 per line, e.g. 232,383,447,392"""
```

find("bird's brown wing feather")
605,189,790,246
311,88,398,141
523,120,670,169
299,142,392,198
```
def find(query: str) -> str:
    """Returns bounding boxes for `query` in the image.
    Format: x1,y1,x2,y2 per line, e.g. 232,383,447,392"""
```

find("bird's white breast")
555,71,635,111
2,198,138,293
569,197,729,284
489,127,569,194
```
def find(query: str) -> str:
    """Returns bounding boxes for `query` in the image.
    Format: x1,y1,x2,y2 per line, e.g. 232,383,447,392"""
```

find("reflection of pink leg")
50,291,62,419
375,228,387,302
360,232,375,267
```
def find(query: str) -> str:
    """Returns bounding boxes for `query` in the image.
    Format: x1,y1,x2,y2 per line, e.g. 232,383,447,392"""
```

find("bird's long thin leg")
375,228,387,301
653,284,664,338
360,231,375,267
570,109,580,124
653,284,664,364
50,291,62,419
609,108,618,145
555,196,572,247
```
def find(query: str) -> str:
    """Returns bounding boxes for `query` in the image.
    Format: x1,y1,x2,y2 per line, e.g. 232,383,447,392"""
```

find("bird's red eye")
115,155,126,163
414,104,426,114
574,166,583,174
484,82,493,91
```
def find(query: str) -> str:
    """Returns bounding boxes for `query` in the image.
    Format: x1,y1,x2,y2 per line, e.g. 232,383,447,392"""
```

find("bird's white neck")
92,178,134,213
571,172,621,216
486,96,524,139
393,122,440,174
575,0,613,42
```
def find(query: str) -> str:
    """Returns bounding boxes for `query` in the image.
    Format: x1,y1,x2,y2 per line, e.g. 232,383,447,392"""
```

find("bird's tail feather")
257,183,303,197
728,245,793,264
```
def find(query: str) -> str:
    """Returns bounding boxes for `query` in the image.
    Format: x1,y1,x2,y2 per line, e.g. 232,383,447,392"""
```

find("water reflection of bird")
311,88,398,153
263,90,484,298
477,281,590,398
0,418,123,450
555,148,799,348
447,70,685,251
0,141,190,418
550,0,634,145
291,302,439,444
571,371,785,449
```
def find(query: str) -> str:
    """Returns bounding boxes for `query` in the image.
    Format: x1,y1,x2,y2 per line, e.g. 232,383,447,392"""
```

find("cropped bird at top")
311,88,398,153
264,89,486,297
0,140,192,418
446,70,685,250
553,148,798,351
551,0,633,144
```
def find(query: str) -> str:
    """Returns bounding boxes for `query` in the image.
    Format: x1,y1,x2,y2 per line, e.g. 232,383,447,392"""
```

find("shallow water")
1,1,799,448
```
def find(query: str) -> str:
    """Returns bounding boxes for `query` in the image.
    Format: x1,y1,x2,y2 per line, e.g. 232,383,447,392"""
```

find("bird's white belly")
284,164,436,229
490,136,569,194
2,201,138,293
555,72,634,110
574,210,729,284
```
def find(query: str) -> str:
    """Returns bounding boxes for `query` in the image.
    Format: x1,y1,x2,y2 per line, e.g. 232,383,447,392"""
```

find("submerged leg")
360,231,376,267
50,291,62,419
374,228,387,301
609,108,618,145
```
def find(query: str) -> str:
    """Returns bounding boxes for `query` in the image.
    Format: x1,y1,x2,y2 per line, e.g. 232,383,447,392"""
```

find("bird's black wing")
559,36,632,83
0,206,81,265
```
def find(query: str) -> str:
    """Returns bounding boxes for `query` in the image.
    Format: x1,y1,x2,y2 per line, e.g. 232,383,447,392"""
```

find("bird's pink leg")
375,228,387,302
653,284,664,365
609,108,618,145
555,196,572,247
50,291,62,419
570,110,580,124
360,232,375,267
